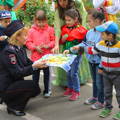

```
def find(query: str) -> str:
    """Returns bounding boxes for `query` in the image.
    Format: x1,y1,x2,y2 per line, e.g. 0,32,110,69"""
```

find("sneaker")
48,90,52,95
63,87,72,97
100,109,112,118
91,102,104,110
69,90,80,101
44,91,52,98
113,111,120,120
84,97,97,105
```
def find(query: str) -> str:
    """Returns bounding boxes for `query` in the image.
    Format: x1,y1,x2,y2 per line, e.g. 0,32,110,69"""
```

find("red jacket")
26,23,55,62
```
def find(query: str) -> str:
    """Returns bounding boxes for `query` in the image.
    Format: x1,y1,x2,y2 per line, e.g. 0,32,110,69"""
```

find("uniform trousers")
1,80,40,111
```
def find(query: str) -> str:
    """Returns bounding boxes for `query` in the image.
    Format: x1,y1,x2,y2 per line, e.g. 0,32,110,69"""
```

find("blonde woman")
0,19,47,116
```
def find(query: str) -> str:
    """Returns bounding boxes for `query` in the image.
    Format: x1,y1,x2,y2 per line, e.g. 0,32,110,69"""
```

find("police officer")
0,19,48,116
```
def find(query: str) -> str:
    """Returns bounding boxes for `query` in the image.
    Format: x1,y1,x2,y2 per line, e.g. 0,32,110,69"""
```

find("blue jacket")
78,29,102,68
0,25,8,52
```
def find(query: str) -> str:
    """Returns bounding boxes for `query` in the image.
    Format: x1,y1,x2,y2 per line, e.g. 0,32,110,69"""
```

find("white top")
93,0,120,14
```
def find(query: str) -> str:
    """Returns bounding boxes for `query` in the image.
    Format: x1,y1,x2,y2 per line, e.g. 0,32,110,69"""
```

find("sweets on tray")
41,54,71,64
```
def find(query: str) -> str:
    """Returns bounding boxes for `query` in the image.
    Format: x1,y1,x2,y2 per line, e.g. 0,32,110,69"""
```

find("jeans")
32,67,50,94
67,56,82,93
89,63,104,103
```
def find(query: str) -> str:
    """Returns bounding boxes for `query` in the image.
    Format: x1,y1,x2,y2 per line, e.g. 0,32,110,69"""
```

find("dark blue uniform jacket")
0,44,34,92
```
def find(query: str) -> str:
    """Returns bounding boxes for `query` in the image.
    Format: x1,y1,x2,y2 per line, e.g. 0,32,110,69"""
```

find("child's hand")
0,36,5,41
98,69,103,74
63,50,69,56
62,35,67,42
72,46,79,51
35,46,44,53
41,44,49,49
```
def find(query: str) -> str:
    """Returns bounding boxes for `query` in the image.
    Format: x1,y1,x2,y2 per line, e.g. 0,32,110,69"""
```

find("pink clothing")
26,23,55,62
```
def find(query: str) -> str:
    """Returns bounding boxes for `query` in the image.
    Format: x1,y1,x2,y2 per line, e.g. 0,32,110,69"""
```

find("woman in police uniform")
0,19,47,116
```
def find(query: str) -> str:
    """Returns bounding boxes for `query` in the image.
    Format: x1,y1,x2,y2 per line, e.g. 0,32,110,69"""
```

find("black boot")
7,107,26,116
0,98,3,104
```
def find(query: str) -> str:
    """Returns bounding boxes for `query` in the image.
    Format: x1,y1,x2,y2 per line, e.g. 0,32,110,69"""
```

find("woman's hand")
72,46,79,51
63,50,69,56
51,45,59,54
33,60,48,69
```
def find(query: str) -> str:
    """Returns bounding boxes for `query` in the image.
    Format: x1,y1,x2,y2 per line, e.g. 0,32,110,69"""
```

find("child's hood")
31,23,49,31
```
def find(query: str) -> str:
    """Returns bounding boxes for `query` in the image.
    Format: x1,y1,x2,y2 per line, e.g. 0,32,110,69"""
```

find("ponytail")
74,8,82,24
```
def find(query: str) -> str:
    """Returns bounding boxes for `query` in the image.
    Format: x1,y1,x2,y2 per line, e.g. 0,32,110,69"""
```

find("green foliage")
16,0,55,26
82,0,93,9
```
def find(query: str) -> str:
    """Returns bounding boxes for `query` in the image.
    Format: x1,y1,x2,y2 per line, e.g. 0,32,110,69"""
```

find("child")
63,9,105,107
60,9,87,101
69,21,120,119
93,0,120,23
26,9,55,98
0,0,4,11
4,0,17,21
0,10,12,52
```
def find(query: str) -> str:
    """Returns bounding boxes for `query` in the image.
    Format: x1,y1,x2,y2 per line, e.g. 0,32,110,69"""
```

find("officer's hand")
63,50,69,56
51,45,59,54
33,61,48,69
0,36,5,41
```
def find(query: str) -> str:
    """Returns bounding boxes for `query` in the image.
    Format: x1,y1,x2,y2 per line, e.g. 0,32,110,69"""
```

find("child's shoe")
69,90,80,101
91,102,104,110
84,97,97,105
63,87,72,97
100,109,112,118
113,111,120,120
44,91,52,98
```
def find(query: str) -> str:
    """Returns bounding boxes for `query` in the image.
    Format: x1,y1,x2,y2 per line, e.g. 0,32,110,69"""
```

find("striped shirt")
84,40,120,75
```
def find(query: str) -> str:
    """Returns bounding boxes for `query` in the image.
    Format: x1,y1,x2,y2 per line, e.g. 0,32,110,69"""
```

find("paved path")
0,49,118,120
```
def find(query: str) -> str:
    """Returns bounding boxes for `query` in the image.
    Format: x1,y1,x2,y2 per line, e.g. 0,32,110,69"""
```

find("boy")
0,10,12,52
3,0,17,21
63,21,120,119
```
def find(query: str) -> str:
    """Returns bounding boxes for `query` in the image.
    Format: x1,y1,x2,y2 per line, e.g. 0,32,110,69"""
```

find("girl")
93,0,120,23
63,9,105,109
26,9,55,98
52,0,91,89
60,9,87,101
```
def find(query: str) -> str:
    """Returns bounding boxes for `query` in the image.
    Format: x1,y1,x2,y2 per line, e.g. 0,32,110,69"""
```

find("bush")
16,0,55,26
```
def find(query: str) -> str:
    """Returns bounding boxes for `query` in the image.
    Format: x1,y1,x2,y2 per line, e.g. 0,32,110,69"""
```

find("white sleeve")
105,0,120,14
93,0,105,8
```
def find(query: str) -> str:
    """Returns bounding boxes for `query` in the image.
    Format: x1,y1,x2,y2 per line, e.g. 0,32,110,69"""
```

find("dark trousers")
1,80,40,111
33,67,50,94
103,75,120,110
